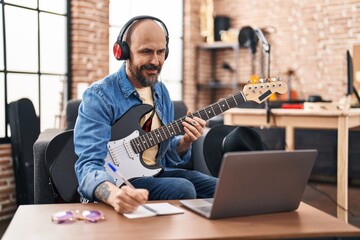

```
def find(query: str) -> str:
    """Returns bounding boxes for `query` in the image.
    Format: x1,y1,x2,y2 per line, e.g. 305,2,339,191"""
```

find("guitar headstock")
243,78,288,104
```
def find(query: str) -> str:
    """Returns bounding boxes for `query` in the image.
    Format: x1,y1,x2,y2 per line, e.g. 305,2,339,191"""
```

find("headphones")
113,15,169,61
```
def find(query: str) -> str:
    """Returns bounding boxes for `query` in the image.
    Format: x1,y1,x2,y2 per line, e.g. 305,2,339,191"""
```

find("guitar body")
105,104,162,187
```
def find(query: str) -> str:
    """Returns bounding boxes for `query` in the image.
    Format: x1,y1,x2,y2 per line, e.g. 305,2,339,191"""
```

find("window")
108,0,183,100
0,0,70,142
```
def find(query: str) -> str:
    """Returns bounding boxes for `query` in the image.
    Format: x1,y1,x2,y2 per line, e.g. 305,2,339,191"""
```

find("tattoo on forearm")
94,182,110,201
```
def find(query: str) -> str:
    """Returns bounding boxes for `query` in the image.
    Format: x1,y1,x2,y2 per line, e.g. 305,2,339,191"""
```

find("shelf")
197,42,239,50
194,41,240,108
197,82,240,89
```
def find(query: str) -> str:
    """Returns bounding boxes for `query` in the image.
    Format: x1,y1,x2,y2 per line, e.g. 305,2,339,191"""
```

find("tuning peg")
270,77,278,82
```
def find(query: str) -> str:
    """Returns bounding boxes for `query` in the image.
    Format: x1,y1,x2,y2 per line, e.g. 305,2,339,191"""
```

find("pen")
107,162,158,214
107,162,135,188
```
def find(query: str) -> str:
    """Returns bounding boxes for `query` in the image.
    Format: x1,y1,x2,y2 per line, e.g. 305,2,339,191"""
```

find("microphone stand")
254,28,271,125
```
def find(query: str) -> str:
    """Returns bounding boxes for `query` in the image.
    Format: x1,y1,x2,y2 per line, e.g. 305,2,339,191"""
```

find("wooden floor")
302,182,360,228
0,182,359,238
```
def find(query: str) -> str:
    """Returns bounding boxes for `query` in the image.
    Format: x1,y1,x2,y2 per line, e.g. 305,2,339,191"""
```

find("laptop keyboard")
197,205,212,214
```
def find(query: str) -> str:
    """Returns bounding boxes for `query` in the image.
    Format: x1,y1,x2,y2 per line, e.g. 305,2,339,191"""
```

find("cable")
307,182,360,218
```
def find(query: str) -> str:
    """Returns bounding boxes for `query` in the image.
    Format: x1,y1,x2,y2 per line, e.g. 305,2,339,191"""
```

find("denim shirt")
74,63,192,201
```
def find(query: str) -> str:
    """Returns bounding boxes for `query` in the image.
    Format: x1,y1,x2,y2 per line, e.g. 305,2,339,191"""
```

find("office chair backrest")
65,99,81,130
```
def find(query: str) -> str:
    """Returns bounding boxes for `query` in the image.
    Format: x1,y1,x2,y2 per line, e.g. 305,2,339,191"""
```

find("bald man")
74,17,217,213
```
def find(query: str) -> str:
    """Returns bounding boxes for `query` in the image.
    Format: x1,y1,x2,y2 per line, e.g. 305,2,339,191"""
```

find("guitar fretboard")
130,91,246,154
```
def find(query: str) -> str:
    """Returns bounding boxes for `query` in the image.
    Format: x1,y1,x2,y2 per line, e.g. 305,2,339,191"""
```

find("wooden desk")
223,108,360,222
2,201,360,240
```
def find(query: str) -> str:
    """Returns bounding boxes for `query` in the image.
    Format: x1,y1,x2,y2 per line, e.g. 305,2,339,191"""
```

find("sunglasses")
51,210,105,223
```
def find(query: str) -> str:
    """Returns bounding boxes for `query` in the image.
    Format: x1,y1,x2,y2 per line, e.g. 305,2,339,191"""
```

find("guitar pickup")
107,136,136,166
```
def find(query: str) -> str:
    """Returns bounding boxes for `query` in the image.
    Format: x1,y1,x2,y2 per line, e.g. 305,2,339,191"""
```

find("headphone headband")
117,15,169,43
113,15,170,61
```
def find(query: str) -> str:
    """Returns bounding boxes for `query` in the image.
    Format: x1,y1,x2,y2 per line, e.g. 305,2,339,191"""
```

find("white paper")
123,203,184,219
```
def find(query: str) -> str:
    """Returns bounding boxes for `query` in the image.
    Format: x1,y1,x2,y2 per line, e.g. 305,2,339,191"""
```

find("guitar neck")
130,91,246,154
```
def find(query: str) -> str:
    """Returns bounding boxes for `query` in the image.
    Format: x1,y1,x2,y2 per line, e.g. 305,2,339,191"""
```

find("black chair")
8,98,40,205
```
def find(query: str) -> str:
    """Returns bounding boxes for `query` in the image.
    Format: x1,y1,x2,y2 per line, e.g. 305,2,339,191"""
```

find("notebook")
180,149,318,219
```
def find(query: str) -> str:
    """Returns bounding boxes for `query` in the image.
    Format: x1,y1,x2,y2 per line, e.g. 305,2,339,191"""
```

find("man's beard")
129,61,162,87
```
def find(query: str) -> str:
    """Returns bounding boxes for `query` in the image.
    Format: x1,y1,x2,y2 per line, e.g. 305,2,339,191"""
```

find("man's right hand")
94,181,149,213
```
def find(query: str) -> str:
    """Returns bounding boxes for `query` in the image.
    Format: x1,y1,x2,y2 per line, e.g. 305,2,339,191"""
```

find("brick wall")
71,0,109,99
183,0,360,110
0,145,16,220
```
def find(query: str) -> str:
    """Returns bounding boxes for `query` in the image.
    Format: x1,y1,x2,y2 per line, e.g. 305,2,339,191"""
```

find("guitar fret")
213,103,222,115
210,105,216,117
174,119,183,133
235,92,245,105
169,124,177,135
227,97,236,107
150,131,158,144
164,125,171,138
216,103,221,111
137,138,144,152
217,101,226,112
153,128,162,142
159,126,168,140
192,112,200,118
147,132,155,146
231,95,238,106
205,108,211,118
224,99,230,110
140,135,149,149
197,109,207,120
203,108,209,119
132,138,142,153
137,136,147,152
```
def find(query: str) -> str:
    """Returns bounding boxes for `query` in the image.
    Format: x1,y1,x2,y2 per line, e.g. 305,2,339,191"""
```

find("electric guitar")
104,78,288,187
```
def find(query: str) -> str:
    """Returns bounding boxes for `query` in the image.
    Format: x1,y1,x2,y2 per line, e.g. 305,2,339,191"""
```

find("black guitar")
46,79,287,202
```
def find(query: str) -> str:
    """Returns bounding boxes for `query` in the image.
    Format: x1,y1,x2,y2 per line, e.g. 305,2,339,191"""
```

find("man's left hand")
177,112,206,154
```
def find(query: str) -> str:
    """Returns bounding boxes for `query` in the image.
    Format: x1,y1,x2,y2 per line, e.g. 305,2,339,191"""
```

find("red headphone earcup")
113,43,122,60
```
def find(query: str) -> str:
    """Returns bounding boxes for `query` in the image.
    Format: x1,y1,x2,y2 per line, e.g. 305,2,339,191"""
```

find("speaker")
113,15,169,61
214,16,230,41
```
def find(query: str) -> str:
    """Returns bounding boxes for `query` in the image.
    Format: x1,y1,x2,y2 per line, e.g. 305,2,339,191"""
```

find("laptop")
180,149,318,219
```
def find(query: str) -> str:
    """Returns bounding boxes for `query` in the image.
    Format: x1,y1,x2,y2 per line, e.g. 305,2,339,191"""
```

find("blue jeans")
131,170,218,200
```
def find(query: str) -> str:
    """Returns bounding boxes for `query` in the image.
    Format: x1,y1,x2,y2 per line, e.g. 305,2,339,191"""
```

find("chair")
8,98,40,205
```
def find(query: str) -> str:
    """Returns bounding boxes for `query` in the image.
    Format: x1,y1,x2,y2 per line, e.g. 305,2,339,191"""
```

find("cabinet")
194,42,240,108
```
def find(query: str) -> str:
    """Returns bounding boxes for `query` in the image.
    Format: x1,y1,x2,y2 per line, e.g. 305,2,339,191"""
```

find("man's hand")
177,111,206,154
95,181,149,213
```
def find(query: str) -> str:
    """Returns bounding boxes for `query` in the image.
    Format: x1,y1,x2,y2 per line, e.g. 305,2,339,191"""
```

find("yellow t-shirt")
135,87,161,166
